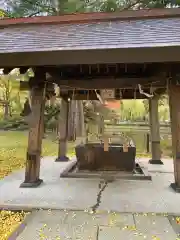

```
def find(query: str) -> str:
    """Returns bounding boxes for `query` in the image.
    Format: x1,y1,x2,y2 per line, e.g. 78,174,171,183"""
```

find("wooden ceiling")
5,62,180,99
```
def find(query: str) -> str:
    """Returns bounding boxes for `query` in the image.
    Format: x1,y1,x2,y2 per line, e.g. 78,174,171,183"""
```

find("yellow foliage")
0,10,6,18
0,210,29,240
0,131,74,239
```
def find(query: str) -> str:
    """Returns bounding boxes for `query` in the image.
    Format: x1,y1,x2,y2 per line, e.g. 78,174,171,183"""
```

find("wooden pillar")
169,85,180,192
149,95,163,164
20,86,45,188
56,98,69,162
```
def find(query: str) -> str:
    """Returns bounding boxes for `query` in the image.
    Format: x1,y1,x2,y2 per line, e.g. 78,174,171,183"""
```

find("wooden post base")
148,159,163,165
170,183,180,193
20,179,43,188
55,156,69,162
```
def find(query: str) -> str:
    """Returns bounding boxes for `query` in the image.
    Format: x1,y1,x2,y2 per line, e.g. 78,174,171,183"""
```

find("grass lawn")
0,130,172,180
0,130,75,240
0,130,75,180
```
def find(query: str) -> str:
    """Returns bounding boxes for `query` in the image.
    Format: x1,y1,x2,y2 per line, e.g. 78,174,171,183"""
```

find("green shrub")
0,116,28,130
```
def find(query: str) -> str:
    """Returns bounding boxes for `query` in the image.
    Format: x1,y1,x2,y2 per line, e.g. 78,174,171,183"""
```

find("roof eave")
0,8,180,27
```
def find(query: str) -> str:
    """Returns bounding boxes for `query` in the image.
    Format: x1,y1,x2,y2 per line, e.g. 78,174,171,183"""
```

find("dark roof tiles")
0,17,180,53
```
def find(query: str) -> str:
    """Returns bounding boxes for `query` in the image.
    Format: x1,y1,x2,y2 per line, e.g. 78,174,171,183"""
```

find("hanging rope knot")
138,84,154,98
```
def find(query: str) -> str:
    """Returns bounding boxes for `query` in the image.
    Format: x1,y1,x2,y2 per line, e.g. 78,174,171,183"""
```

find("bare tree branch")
28,11,41,17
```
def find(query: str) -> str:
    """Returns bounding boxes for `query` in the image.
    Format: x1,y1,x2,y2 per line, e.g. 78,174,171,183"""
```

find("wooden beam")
60,89,166,100
20,85,45,188
56,77,166,89
19,80,166,99
0,63,157,74
1,48,180,67
19,82,166,99
169,84,180,192
26,63,180,80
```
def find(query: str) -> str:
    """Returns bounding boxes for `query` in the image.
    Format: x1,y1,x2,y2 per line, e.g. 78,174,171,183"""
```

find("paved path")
0,157,180,214
1,157,180,239
17,210,180,240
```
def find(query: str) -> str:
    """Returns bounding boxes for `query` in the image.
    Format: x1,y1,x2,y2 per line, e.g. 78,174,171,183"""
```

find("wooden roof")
0,8,180,67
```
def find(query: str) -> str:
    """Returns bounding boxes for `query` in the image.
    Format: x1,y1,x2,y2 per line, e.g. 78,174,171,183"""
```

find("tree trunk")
75,100,86,145
68,100,76,141
4,102,9,119
56,98,69,161
149,95,163,164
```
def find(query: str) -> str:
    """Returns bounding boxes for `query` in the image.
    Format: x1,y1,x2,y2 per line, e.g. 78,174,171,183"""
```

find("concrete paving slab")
0,158,100,210
150,173,174,189
168,215,180,235
150,174,180,213
137,158,174,173
16,210,98,240
98,226,144,240
29,209,68,223
134,214,177,239
0,178,99,210
13,210,178,240
158,195,180,214
17,222,98,240
0,157,77,184
99,229,177,240
99,180,169,213
1,156,180,214
99,195,168,213
65,211,134,227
